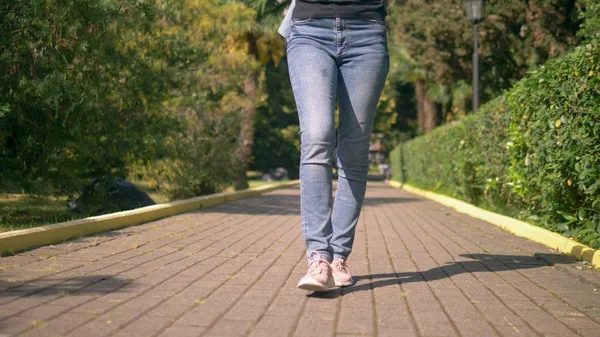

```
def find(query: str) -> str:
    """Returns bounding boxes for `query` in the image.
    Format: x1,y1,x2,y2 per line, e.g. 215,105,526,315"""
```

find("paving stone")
376,304,412,329
378,327,418,337
67,319,119,337
254,315,297,333
158,325,206,337
18,304,71,320
176,303,229,327
206,319,253,336
263,302,303,317
222,302,266,322
292,313,335,337
18,311,93,337
248,328,289,337
112,315,172,337
0,316,40,335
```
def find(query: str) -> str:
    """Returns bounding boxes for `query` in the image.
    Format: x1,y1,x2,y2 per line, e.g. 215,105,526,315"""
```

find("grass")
0,175,290,233
0,194,83,233
368,165,382,174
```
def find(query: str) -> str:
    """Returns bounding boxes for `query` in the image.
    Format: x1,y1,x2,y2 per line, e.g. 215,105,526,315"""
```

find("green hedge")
391,40,600,248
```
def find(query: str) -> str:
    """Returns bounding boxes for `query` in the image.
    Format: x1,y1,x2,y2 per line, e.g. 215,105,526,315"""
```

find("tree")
386,0,582,133
0,0,178,196
138,0,253,198
232,0,289,190
0,0,258,203
251,57,300,178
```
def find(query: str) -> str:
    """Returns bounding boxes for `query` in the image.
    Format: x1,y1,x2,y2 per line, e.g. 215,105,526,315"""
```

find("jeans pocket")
292,17,313,26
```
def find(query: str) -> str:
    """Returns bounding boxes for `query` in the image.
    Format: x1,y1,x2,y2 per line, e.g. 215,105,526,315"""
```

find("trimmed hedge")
391,40,600,248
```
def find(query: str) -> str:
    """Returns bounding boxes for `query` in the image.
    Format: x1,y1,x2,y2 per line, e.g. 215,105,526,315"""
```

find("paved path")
1,182,599,337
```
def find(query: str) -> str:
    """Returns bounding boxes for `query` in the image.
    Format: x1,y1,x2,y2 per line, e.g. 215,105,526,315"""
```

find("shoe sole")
297,283,330,292
297,278,335,292
334,281,354,287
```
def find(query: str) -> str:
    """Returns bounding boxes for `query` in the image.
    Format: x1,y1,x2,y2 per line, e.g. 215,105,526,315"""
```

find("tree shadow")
366,174,386,181
363,197,421,206
0,275,133,298
200,192,421,215
307,253,575,298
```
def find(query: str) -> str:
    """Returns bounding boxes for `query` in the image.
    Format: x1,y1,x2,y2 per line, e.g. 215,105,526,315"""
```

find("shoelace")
333,259,350,273
308,259,328,276
307,251,328,276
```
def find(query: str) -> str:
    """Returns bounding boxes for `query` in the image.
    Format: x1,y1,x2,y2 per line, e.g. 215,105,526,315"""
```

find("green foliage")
0,0,182,196
149,109,242,199
252,59,300,177
391,41,600,248
387,0,581,118
141,0,255,198
0,0,258,208
373,80,399,136
579,0,600,41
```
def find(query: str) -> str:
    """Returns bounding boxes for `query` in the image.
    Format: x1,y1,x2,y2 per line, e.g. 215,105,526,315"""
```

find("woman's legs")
287,18,388,290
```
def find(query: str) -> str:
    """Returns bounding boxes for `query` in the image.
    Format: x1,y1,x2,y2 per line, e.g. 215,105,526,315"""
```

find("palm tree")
234,0,290,190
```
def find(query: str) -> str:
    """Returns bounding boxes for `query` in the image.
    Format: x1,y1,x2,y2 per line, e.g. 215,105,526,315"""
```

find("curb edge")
388,180,600,269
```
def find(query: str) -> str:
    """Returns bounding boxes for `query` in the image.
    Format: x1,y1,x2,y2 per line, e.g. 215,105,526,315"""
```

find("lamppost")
464,0,485,112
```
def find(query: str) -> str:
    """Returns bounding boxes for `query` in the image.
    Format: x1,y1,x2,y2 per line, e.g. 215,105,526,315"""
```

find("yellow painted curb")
388,180,600,269
0,180,300,256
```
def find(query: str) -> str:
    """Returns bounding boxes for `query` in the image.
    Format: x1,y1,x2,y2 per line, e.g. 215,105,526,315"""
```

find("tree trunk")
234,33,260,191
415,79,438,134
423,96,438,134
415,80,426,135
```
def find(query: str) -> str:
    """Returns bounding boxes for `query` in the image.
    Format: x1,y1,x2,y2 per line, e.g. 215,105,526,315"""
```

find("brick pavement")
0,182,599,337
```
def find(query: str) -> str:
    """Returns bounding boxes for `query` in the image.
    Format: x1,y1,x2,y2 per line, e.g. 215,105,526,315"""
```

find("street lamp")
464,0,485,112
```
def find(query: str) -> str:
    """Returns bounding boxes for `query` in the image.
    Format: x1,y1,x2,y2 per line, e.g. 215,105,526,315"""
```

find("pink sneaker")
331,258,354,287
297,252,335,292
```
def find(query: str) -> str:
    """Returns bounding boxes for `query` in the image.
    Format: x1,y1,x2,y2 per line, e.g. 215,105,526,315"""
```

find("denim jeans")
286,18,389,262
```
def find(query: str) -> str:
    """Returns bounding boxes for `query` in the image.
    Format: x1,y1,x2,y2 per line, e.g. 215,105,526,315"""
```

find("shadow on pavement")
0,275,133,298
309,253,576,298
203,192,421,216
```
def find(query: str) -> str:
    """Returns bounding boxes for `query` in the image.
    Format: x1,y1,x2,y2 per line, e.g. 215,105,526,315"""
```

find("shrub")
155,109,242,200
391,40,600,248
0,0,178,196
0,0,246,207
579,0,600,42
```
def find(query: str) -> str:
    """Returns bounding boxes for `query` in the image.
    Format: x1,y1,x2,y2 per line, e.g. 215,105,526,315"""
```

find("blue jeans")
286,18,389,262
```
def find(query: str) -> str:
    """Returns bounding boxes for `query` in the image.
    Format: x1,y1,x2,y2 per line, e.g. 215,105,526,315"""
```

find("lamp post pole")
464,0,484,112
472,23,479,112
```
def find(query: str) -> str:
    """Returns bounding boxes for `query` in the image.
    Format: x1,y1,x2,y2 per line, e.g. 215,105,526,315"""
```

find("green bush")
579,0,600,42
391,40,600,248
0,0,179,196
145,109,242,200
0,0,247,209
